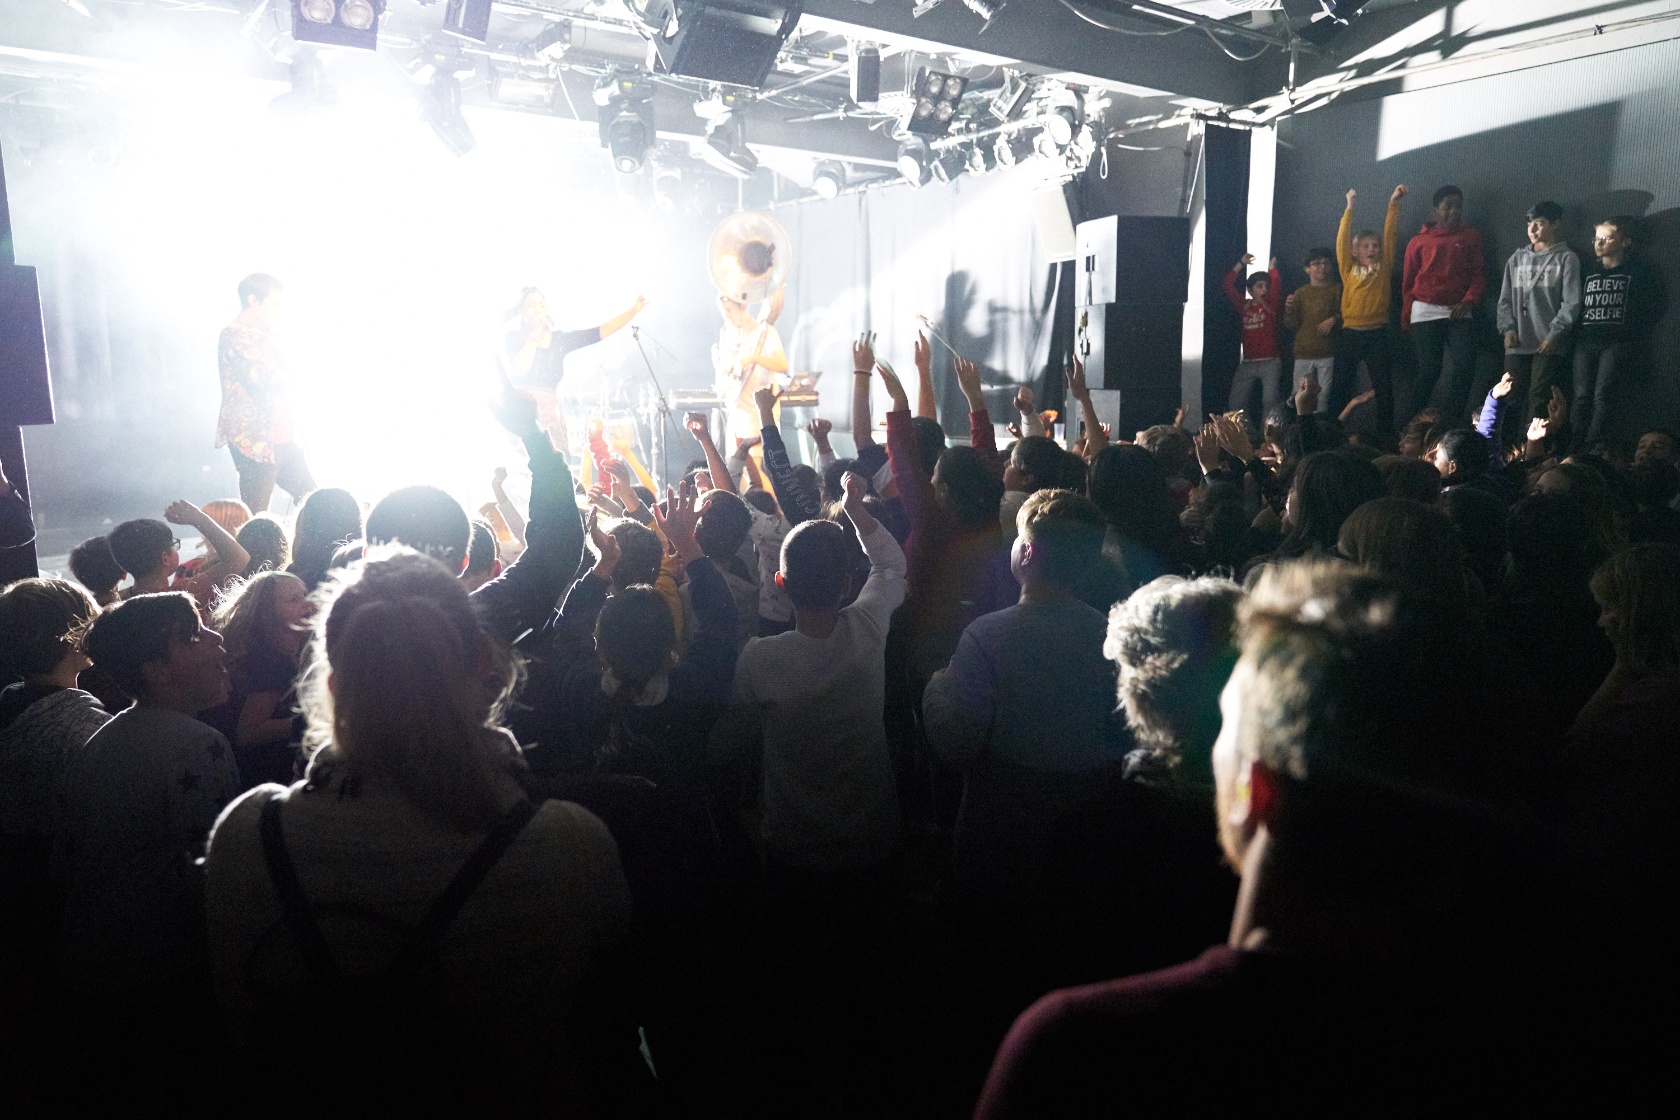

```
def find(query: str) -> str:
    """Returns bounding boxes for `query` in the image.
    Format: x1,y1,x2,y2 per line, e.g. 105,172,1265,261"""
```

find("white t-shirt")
732,520,906,870
1409,300,1456,324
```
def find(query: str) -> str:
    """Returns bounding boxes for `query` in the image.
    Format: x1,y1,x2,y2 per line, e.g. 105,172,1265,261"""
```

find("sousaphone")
708,209,791,305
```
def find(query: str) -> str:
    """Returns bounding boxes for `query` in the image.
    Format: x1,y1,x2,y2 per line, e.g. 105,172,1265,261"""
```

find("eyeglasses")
170,538,182,550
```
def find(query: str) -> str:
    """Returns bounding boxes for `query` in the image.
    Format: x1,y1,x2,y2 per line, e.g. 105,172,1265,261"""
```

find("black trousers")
229,442,314,513
1330,326,1395,434
1572,340,1639,452
1408,317,1478,424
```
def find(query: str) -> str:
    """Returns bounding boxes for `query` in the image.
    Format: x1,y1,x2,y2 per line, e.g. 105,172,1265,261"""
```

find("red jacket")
1401,222,1485,330
1222,266,1281,361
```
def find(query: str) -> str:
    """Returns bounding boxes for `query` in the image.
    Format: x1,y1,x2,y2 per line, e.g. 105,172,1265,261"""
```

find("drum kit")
586,208,821,485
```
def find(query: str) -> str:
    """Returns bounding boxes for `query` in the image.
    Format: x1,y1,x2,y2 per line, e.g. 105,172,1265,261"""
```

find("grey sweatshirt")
1497,242,1582,354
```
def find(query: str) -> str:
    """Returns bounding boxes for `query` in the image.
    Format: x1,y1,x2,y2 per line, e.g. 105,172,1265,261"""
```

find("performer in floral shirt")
216,274,314,513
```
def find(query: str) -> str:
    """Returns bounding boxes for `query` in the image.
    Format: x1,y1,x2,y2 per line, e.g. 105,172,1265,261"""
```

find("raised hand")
853,331,877,373
1239,252,1256,269
1269,256,1278,271
492,466,508,488
1527,417,1549,444
1065,357,1090,402
1391,184,1408,203
1014,385,1036,414
1194,424,1223,475
1173,407,1185,429
1216,415,1256,463
955,356,984,409
1294,375,1321,416
1007,421,1024,440
685,410,712,441
604,459,640,512
753,385,781,428
587,509,622,577
840,470,878,533
807,416,833,445
163,499,202,527
875,360,909,411
1346,188,1357,209
1492,372,1515,400
1548,385,1569,428
913,332,932,375
653,478,703,562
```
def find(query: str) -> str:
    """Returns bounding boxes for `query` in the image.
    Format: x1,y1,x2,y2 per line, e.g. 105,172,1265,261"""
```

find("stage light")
443,0,494,42
700,112,757,179
990,74,1031,121
995,132,1032,167
292,0,382,49
595,72,655,175
489,71,559,111
931,149,965,184
420,73,475,155
850,43,881,107
903,68,967,138
965,144,994,175
962,0,1007,31
1044,106,1076,148
651,158,683,212
811,160,845,199
897,140,931,187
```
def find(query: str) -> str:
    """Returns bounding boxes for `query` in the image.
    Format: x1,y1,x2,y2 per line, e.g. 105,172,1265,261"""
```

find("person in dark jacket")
1574,216,1668,450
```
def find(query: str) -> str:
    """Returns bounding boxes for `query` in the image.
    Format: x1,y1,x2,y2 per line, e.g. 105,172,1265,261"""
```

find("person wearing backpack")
203,547,634,1113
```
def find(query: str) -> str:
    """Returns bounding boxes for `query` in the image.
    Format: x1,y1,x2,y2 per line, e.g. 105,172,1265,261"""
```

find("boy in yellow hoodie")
1331,184,1407,434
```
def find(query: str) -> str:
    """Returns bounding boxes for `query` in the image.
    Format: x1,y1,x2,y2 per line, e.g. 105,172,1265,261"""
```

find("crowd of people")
2,239,1679,1114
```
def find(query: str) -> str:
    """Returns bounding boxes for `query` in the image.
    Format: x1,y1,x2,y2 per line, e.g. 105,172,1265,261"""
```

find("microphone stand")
630,326,678,493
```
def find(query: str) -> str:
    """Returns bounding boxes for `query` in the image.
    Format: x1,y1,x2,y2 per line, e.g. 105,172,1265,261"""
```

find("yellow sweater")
1337,199,1401,331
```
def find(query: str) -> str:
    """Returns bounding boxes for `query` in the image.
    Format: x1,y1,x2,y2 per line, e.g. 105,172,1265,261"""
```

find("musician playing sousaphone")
709,212,793,447
503,287,647,453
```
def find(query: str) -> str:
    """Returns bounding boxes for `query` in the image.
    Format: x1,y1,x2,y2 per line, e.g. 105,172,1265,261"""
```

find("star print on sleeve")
178,769,201,793
206,739,226,762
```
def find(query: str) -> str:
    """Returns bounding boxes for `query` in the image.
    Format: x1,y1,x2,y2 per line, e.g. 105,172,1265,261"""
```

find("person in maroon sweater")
1402,185,1487,424
1222,254,1282,425
974,561,1556,1118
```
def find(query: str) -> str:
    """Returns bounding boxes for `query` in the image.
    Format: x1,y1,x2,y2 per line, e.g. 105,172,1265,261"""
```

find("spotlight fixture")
443,0,494,42
651,157,683,212
489,70,560,111
419,73,475,155
961,0,1008,32
850,43,881,107
811,160,846,199
994,131,1032,167
965,144,994,175
990,73,1031,121
897,140,931,188
292,0,383,50
700,112,757,179
1043,106,1077,148
931,149,965,184
595,73,655,175
902,67,967,138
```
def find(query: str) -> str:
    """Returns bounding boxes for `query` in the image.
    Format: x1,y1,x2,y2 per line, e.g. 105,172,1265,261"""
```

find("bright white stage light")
298,0,335,23
338,0,376,30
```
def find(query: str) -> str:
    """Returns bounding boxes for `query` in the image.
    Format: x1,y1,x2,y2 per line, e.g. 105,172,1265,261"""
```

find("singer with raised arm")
503,286,647,453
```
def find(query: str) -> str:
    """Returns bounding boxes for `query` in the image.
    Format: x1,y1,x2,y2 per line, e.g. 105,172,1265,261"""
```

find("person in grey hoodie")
1497,201,1582,432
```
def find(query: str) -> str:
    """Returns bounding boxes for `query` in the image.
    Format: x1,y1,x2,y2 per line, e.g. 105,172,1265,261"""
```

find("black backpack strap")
259,793,342,981
399,799,542,966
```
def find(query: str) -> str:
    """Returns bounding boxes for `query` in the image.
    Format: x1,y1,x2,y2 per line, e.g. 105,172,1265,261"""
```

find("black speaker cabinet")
1076,301,1183,435
1075,215,1191,307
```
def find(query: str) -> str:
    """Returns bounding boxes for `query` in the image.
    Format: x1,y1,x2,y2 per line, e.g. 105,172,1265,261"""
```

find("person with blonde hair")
204,547,631,1112
205,569,310,788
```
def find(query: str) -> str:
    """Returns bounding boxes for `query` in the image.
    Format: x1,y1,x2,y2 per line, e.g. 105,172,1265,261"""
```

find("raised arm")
165,500,249,583
755,387,823,526
842,472,907,633
490,466,526,548
1015,385,1046,438
913,332,938,421
808,418,838,471
1336,190,1356,278
955,355,1000,469
686,411,736,496
851,332,878,449
1475,373,1512,440
1066,357,1106,459
879,360,932,533
596,296,648,341
472,372,586,643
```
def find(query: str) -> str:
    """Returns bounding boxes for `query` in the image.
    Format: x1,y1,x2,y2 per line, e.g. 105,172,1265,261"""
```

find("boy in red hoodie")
1402,185,1485,424
1222,253,1282,426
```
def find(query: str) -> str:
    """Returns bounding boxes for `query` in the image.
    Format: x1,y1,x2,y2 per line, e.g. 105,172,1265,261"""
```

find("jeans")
1572,340,1638,452
1330,327,1394,434
229,442,315,513
1503,350,1573,419
1227,357,1281,426
1408,317,1477,424
1293,357,1335,413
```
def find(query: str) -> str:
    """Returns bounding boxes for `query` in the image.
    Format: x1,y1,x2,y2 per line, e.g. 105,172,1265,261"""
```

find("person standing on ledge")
503,287,648,454
217,273,315,514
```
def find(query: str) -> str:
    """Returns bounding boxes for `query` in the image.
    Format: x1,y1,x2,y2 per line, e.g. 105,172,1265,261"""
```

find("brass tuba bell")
707,209,792,305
